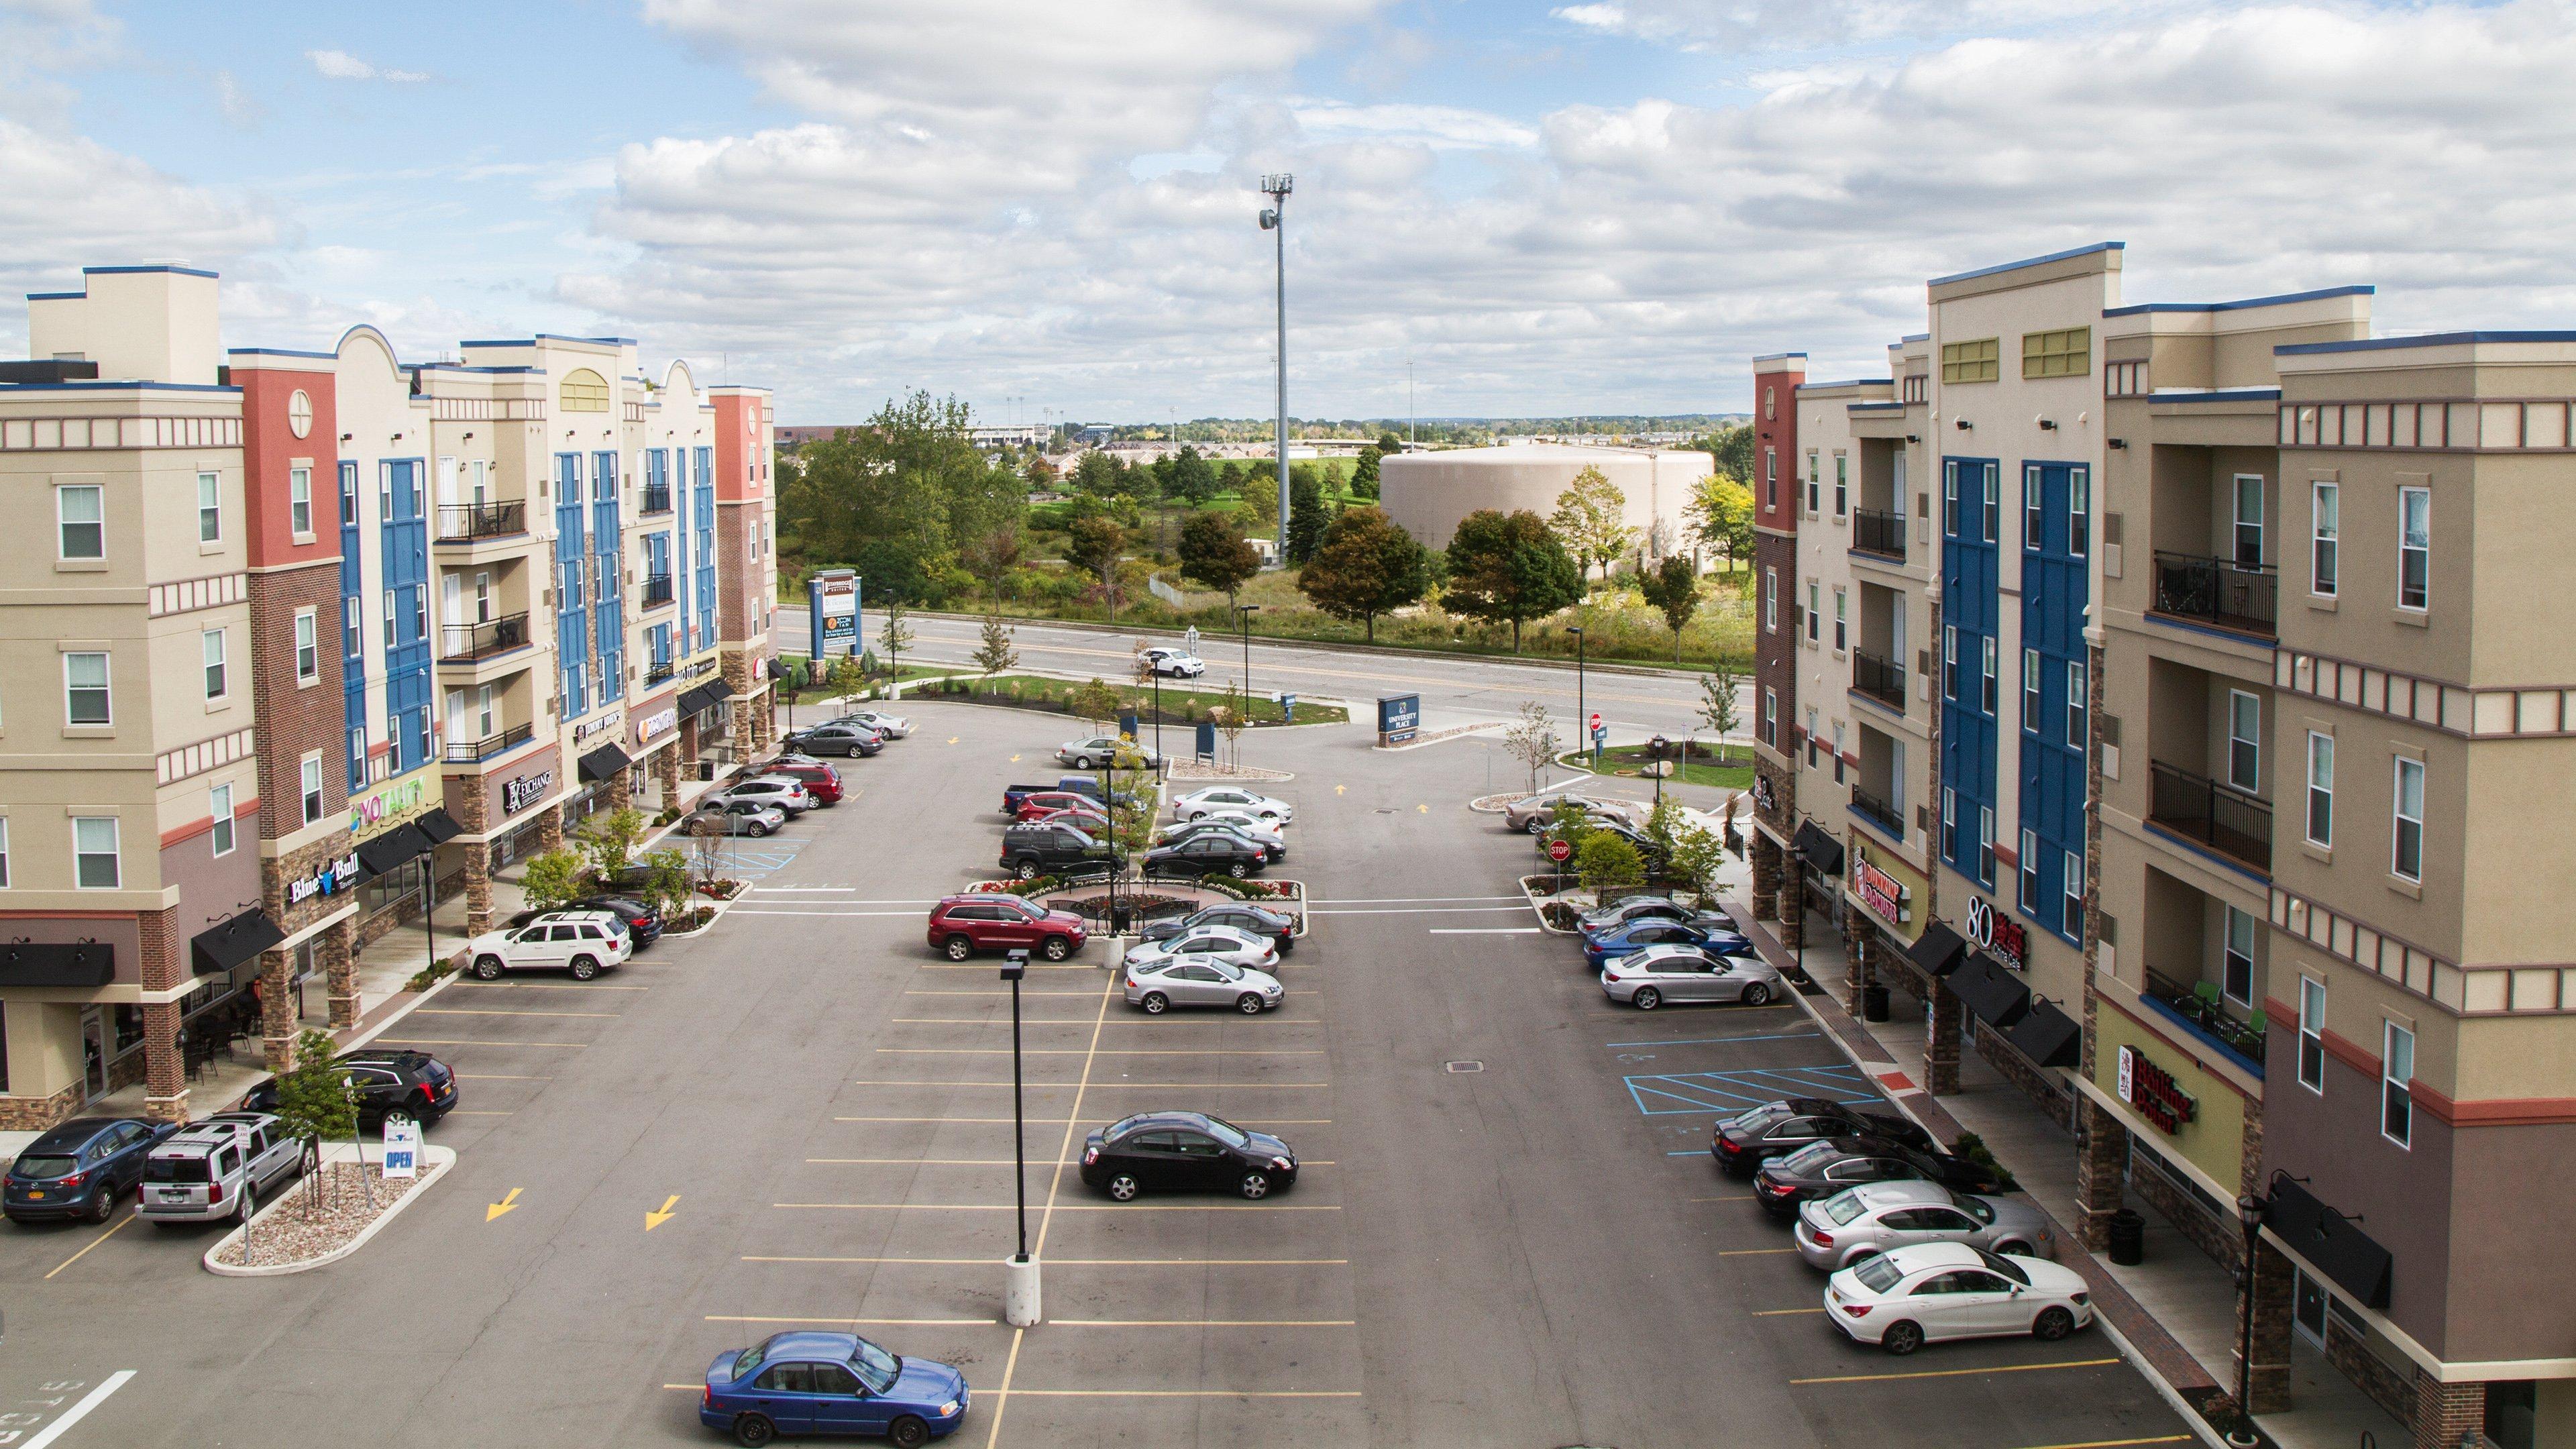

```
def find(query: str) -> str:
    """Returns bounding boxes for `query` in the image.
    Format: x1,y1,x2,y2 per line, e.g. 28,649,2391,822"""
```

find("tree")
1071,451,1120,496
1699,663,1744,763
1067,678,1124,729
635,847,693,923
519,847,588,911
1350,445,1382,501
1638,556,1702,660
1066,515,1123,582
826,652,867,702
1285,471,1330,564
879,598,915,686
1442,508,1584,651
1295,506,1428,642
1218,458,1246,494
1167,445,1217,505
1375,431,1403,454
575,807,652,885
774,390,1021,606
1502,700,1561,792
1697,421,1755,486
1686,473,1756,576
1178,511,1260,602
961,525,1024,600
1210,690,1248,768
1576,830,1646,906
270,1027,356,1214
974,613,1019,681
1240,472,1280,531
1664,818,1726,901
1024,455,1057,490
1548,465,1635,592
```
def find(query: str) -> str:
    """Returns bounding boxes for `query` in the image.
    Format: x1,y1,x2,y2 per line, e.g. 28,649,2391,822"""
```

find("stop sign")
1589,712,1603,733
1546,837,1574,864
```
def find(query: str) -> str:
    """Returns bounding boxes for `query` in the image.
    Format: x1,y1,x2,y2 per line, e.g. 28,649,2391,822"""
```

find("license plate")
26,1190,44,1199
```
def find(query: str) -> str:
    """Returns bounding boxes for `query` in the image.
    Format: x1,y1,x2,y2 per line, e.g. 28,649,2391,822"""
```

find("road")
770,606,1725,741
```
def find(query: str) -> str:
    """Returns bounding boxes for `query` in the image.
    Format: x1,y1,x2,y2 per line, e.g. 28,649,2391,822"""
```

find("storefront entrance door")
80,1006,108,1098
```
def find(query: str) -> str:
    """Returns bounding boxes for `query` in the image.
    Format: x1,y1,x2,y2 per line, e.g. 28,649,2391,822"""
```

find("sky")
4,0,2573,423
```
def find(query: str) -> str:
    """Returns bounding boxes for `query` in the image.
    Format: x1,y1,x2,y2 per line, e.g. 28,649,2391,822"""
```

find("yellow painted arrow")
1417,804,1430,814
1334,785,1346,796
1010,753,1020,762
948,736,960,745
646,1194,680,1231
487,1187,523,1222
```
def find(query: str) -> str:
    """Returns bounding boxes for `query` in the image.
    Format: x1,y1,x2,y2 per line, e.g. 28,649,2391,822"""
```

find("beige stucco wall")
1378,443,1712,561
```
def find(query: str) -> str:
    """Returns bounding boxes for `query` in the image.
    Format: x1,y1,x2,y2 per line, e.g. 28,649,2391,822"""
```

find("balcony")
2147,760,2272,874
1849,784,1904,840
444,721,533,764
435,501,526,543
1851,507,1906,562
1851,648,1907,711
641,573,675,608
641,484,673,516
2151,551,2276,638
439,612,531,662
2141,969,2267,1078
645,659,676,686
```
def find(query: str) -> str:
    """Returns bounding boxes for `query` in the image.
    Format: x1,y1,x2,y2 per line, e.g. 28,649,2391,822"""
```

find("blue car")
1582,918,1752,971
702,1332,969,1446
4,1116,178,1224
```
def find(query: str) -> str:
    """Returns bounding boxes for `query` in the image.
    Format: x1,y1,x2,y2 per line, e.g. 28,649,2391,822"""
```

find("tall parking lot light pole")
1002,949,1039,1326
1569,627,1589,764
1258,174,1293,565
1236,605,1261,712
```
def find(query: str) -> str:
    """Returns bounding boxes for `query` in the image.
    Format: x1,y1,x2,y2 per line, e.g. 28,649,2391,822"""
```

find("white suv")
719,775,816,814
464,910,633,980
1140,647,1204,679
140,1112,302,1224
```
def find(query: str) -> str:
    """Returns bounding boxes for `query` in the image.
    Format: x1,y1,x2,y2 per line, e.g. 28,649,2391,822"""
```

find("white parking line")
1428,927,1542,935
728,909,922,917
1307,906,1529,916
23,1371,136,1449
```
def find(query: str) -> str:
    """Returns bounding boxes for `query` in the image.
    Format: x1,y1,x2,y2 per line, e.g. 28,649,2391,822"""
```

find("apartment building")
0,266,775,1128
710,385,779,759
1748,354,1806,926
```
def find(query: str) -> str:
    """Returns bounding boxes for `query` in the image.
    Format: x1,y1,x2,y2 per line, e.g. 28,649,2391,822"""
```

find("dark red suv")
926,894,1089,961
765,757,844,805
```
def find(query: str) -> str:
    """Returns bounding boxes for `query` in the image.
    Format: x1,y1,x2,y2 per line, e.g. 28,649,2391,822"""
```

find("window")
1943,627,1960,700
294,608,319,682
2227,690,2259,792
1807,584,1819,643
2392,757,2424,881
2233,474,2264,569
383,590,396,649
2381,1022,2414,1148
1942,461,1960,535
2067,659,2088,747
1981,464,1999,543
209,784,235,857
339,462,357,530
2025,464,2043,549
1980,637,1998,714
1762,688,1776,747
2023,327,2090,379
1833,455,1847,517
1807,452,1820,515
57,484,103,559
2298,977,2326,1092
0,817,9,888
2019,828,2039,909
2062,850,2084,938
1831,721,1845,784
1941,337,1999,384
202,629,227,701
2306,733,2334,846
2022,648,2041,732
72,816,118,889
1833,590,1846,652
2069,468,2089,556
1764,569,1777,633
413,588,428,645
2222,906,2255,1006
1942,788,1958,861
1806,708,1819,769
1764,447,1777,508
1978,806,1995,885
344,729,364,792
64,651,109,724
2398,486,2430,610
290,467,313,537
197,472,221,543
2311,482,2339,596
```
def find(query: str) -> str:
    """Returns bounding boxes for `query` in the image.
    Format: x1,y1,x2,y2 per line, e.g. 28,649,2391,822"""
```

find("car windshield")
1729,1105,1788,1132
1853,1255,1905,1293
1778,1142,1839,1174
1951,1190,1995,1224
850,1337,900,1395
1976,1248,2031,1284
1200,1116,1250,1149
146,1155,211,1183
13,1155,77,1179
1104,1114,1147,1136
1823,1190,1870,1226
732,1340,774,1382
1205,961,1244,981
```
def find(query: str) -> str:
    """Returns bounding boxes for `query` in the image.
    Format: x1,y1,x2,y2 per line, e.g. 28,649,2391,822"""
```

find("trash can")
1862,984,1891,1022
2107,1208,2145,1266
1110,904,1134,934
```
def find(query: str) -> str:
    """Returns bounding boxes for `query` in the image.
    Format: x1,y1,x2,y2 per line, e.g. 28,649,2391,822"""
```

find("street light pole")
1259,174,1294,566
1570,626,1589,765
2230,1192,2263,1447
1237,604,1260,706
1002,948,1039,1326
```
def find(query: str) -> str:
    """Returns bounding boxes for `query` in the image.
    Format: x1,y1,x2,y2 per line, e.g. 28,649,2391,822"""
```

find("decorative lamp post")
2229,1191,2263,1447
1002,948,1040,1326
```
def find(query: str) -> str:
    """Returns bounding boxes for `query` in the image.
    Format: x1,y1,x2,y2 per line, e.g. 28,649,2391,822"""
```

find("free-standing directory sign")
1377,694,1420,747
809,569,861,657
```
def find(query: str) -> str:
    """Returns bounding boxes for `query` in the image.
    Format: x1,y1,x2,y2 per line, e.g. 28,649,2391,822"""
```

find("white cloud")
1288,99,1537,151
213,68,262,127
1550,0,2164,51
0,117,275,297
306,48,429,83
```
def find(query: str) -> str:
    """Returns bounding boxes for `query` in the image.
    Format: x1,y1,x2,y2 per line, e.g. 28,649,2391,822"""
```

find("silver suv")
140,1111,302,1224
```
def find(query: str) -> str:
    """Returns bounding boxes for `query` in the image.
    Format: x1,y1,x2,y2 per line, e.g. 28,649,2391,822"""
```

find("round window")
288,389,313,439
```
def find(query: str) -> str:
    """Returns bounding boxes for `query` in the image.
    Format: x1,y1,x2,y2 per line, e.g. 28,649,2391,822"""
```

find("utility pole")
1260,174,1293,564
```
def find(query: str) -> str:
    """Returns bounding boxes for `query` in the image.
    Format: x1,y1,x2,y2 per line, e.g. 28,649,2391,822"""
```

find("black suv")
1711,1097,1935,1175
242,1049,458,1126
998,822,1116,882
1139,902,1297,954
1141,833,1268,879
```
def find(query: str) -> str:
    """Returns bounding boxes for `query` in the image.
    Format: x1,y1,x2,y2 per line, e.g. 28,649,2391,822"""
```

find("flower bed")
209,1159,424,1271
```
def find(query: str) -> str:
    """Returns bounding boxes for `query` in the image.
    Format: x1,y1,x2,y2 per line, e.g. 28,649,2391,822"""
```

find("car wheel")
1525,817,1546,836
1740,982,1773,1007
569,956,599,981
945,935,975,962
87,1189,115,1223
1880,1320,1924,1356
745,822,769,838
2033,1305,2076,1341
1106,1173,1141,1201
1016,859,1040,881
1633,987,1662,1010
473,955,505,980
732,1412,777,1447
1041,934,1071,962
1228,861,1251,879
1239,1171,1272,1200
1236,992,1263,1015
1140,992,1169,1014
1994,1238,2033,1258
888,1415,931,1449
689,820,713,837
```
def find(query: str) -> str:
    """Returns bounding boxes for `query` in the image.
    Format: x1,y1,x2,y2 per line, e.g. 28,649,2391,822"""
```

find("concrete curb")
1519,875,1582,935
1374,721,1501,751
890,606,1710,681
201,1142,457,1277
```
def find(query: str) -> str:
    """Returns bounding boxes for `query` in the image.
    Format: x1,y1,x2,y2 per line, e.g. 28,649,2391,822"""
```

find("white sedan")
1825,1242,2094,1355
1179,808,1288,840
1140,647,1205,679
1173,786,1291,825
1120,924,1278,975
1059,735,1163,769
841,708,911,739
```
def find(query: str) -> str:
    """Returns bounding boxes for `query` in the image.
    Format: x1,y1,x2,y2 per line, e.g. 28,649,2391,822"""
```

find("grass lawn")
910,672,1346,726
774,657,949,708
1562,741,1754,790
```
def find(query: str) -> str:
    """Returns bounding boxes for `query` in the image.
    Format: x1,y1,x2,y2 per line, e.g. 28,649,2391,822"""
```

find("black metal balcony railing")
642,573,675,607
2143,969,2267,1075
645,659,676,685
435,501,525,542
1852,507,1907,561
439,611,530,662
641,485,673,515
443,720,533,763
1851,647,1907,710
1849,784,1904,839
2148,759,2273,873
2151,551,2277,637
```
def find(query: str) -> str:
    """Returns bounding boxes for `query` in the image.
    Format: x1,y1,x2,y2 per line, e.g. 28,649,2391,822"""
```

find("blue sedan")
702,1332,969,1446
1582,918,1753,971
3,1116,178,1224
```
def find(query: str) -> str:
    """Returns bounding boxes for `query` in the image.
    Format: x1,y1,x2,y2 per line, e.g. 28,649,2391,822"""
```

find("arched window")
561,368,609,413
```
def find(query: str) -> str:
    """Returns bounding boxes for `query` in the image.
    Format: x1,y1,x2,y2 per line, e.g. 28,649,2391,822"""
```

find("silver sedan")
1599,943,1784,1010
1121,924,1277,975
1124,956,1285,1014
1503,792,1649,835
1794,1180,2057,1271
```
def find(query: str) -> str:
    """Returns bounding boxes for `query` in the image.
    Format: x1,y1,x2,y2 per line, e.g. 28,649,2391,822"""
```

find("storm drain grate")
1444,1060,1484,1073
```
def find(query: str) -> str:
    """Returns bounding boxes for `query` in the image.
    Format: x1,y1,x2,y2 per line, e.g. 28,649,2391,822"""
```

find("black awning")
414,808,462,845
191,908,284,978
578,743,635,783
676,684,718,716
1909,922,1967,976
2004,1000,2082,1068
699,677,735,704
0,942,113,988
2267,1177,2392,1309
1792,820,1845,875
356,823,433,876
1948,951,2032,1028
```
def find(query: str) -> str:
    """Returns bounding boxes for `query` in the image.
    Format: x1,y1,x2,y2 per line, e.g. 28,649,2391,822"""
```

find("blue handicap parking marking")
716,839,810,881
1622,1063,1878,1117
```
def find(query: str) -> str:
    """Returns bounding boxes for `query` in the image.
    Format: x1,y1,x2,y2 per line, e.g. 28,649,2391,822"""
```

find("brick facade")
246,559,350,835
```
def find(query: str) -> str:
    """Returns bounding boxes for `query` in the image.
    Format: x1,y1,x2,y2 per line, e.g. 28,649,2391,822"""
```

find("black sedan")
1576,895,1719,936
1712,1097,1936,1175
1140,833,1268,879
243,1049,458,1126
1140,902,1297,955
1081,1111,1299,1201
3,1117,178,1224
1751,1136,2004,1218
510,895,661,947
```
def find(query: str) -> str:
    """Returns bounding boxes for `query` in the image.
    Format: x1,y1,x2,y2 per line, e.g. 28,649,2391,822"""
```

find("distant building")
1377,441,1713,564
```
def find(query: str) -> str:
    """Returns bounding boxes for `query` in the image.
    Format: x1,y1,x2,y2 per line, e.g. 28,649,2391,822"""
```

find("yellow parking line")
44,1210,136,1279
1753,1307,1825,1316
745,1256,1348,1267
414,1008,622,1018
907,989,1100,997
917,962,1095,971
373,1038,588,1048
875,1048,1326,1057
1717,1248,1798,1256
708,1316,996,1327
1790,1356,2123,1386
1049,1319,1354,1328
2012,1438,2190,1449
456,1074,553,1080
448,1110,515,1116
1004,1389,1360,1399
1690,1195,1753,1203
773,1203,1340,1212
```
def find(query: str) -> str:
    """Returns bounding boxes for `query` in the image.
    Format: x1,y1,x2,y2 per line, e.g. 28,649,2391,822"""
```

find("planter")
203,1144,455,1277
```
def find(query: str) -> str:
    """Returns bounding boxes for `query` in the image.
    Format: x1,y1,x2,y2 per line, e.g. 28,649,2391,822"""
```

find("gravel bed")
211,1162,421,1269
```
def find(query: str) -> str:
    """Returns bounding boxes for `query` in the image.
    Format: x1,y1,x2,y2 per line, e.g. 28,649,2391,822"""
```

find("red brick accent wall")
234,364,341,571
247,559,349,841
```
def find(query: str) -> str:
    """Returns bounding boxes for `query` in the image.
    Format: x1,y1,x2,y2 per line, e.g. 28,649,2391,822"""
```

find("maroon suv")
926,894,1089,962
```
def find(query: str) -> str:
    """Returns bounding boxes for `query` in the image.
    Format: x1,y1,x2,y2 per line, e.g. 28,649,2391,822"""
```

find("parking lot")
0,700,2195,1448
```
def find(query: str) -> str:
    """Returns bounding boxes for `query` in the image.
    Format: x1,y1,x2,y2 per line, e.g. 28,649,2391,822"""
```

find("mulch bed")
211,1161,421,1269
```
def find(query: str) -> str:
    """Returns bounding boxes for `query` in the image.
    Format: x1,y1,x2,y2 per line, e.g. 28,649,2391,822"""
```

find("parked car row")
1142,786,1293,881
782,708,913,760
1568,894,1782,1011
682,751,865,837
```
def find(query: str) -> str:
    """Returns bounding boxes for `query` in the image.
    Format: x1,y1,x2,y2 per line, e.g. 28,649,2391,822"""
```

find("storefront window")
112,1004,144,1057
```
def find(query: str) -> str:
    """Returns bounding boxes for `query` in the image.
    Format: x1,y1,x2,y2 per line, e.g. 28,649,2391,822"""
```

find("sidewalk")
1721,893,2408,1449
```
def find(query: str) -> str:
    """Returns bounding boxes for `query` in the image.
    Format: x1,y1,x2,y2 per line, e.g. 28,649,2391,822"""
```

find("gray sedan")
1121,924,1278,975
1598,942,1784,1010
682,798,787,837
1123,956,1285,1014
1503,792,1649,835
1794,1179,2057,1271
